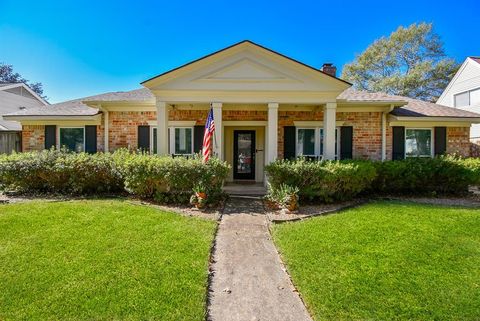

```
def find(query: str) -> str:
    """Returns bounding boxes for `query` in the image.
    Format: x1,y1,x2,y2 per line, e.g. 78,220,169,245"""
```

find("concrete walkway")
208,197,312,321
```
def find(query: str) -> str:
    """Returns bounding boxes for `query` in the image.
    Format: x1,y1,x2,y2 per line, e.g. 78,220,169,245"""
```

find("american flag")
202,107,215,162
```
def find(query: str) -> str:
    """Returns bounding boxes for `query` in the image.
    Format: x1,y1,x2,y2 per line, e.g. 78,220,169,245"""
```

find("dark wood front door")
233,130,255,180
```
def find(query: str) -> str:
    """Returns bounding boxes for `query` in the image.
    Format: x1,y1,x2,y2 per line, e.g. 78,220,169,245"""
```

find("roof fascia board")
142,41,351,89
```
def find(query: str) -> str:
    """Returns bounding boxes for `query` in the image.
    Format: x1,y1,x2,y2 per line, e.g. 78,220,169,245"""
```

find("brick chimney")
321,63,336,77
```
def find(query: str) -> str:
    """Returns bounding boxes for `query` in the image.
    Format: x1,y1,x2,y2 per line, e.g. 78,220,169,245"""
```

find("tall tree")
0,63,47,100
341,23,459,102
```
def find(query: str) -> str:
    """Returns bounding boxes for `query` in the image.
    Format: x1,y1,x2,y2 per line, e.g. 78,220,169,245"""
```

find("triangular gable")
142,40,350,93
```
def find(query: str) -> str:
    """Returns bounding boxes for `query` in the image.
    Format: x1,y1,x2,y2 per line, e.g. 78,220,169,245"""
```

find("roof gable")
142,40,350,93
0,83,49,105
437,57,480,104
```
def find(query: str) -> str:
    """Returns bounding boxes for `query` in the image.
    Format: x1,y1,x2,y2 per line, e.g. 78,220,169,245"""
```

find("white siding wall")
0,90,45,130
438,58,480,138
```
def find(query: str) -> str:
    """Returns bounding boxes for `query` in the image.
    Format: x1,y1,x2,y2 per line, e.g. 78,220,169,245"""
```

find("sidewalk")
208,197,312,321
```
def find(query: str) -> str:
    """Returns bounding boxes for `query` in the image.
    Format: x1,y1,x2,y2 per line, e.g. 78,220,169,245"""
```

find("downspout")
381,104,395,161
98,105,109,152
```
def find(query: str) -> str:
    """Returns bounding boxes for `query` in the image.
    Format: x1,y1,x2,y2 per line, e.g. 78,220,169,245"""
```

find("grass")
272,201,480,321
0,199,216,321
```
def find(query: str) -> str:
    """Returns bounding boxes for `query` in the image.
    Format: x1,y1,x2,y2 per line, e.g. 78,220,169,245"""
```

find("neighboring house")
0,82,49,153
4,41,480,183
438,57,480,141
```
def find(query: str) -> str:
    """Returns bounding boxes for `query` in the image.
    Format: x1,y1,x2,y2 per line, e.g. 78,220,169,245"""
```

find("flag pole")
211,103,218,157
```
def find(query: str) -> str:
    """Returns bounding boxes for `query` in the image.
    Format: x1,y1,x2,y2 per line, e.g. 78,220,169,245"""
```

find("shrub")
118,153,230,205
373,156,475,195
0,149,123,194
265,158,377,203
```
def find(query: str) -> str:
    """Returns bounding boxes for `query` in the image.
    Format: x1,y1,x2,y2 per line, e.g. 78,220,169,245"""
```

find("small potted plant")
190,182,208,209
265,183,299,212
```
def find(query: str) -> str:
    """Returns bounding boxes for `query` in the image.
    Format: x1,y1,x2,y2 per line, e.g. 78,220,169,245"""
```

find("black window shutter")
152,127,157,154
392,126,405,160
85,125,97,153
340,126,353,160
434,127,447,156
138,125,150,151
283,126,296,160
45,125,56,150
193,125,205,154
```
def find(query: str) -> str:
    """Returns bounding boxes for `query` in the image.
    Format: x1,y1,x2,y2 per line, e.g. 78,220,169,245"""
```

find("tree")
341,23,459,102
0,63,47,100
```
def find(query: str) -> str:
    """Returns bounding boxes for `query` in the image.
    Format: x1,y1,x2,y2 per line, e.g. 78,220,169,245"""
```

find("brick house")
4,41,480,183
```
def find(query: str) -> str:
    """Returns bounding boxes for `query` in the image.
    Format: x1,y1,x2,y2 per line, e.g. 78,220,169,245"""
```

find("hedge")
118,152,229,204
0,149,230,205
265,158,377,203
265,156,480,204
372,156,480,195
0,150,123,194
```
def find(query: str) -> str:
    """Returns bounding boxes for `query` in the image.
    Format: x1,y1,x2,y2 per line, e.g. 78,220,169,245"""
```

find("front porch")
222,181,267,196
149,102,340,184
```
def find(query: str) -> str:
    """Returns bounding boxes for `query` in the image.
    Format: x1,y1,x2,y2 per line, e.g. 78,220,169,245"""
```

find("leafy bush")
373,156,475,195
118,152,229,205
0,149,123,194
0,150,229,205
265,158,377,203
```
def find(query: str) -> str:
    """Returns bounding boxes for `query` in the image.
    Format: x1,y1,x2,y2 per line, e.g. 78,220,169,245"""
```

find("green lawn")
272,201,480,321
0,200,216,321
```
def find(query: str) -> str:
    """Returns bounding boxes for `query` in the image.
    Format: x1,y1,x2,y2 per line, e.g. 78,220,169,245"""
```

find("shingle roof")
339,88,480,118
470,57,480,64
3,88,153,117
337,88,406,102
391,96,480,118
5,86,479,119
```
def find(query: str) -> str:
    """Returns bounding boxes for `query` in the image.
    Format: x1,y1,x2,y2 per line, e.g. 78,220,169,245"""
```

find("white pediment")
143,41,350,102
193,58,300,84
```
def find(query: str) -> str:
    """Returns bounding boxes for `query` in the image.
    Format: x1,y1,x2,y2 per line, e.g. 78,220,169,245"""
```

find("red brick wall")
447,127,470,157
223,110,267,121
277,111,384,160
109,111,157,150
277,110,324,158
338,112,383,160
18,111,473,159
22,125,45,152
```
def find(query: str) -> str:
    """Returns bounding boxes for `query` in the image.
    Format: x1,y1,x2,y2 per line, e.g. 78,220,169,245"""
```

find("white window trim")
405,128,434,158
169,126,194,155
296,127,340,160
58,126,85,152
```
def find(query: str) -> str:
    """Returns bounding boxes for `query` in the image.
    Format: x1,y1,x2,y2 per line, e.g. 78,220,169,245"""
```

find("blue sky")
1,0,479,103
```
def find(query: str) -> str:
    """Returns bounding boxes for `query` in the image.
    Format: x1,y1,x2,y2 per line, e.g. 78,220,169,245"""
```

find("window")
296,127,339,159
59,128,85,152
454,91,470,107
169,127,193,155
297,128,316,156
405,129,432,158
454,88,480,107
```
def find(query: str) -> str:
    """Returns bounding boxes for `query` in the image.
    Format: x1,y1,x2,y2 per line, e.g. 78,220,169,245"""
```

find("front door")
233,130,256,180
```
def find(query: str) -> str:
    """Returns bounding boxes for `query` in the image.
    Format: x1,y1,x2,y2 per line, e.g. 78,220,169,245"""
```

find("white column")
267,102,279,163
156,100,169,155
212,102,223,159
323,102,337,160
